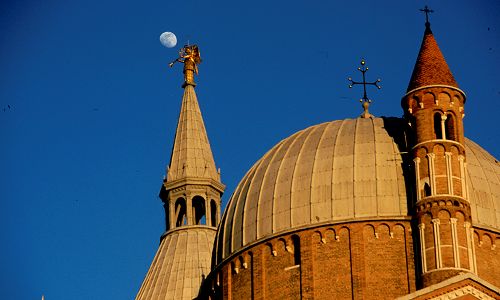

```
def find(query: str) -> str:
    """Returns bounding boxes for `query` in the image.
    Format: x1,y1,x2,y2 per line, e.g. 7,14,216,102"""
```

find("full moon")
159,32,177,48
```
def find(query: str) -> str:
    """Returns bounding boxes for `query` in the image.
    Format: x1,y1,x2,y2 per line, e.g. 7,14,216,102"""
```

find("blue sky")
1,0,498,299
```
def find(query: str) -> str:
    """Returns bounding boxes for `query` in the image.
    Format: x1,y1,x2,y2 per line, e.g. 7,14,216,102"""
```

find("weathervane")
420,5,434,28
348,59,381,118
169,44,202,87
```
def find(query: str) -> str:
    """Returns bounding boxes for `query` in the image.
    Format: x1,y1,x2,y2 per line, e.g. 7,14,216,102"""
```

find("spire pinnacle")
348,59,382,118
166,85,220,183
167,45,218,182
169,44,202,87
406,18,458,92
419,5,434,31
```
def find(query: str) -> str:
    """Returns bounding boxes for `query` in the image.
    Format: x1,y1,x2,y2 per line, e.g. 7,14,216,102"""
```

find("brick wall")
230,254,252,299
415,197,474,286
207,220,416,299
362,223,411,299
312,227,352,299
203,221,498,300
474,228,500,287
402,87,466,146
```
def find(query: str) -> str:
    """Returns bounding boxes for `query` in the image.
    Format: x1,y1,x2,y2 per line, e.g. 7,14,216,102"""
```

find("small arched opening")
291,235,301,266
210,200,217,227
434,112,443,139
175,197,187,227
408,115,417,145
424,182,431,197
445,114,456,141
192,196,206,225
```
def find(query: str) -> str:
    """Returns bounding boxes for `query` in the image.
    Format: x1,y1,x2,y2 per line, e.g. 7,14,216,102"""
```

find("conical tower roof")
135,228,216,300
167,84,220,182
407,24,458,92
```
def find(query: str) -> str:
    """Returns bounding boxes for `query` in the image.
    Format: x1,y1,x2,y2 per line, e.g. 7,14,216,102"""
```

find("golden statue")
169,45,202,86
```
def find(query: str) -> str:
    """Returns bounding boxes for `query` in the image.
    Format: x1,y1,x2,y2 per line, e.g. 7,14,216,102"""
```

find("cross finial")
420,5,434,27
348,59,381,118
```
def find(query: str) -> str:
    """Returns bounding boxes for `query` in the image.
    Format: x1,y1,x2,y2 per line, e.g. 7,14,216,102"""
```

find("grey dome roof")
214,117,500,265
465,139,500,231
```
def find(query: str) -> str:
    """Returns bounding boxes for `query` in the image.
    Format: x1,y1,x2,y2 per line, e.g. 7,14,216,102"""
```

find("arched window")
445,114,456,141
238,256,246,269
210,200,217,227
292,235,301,266
408,115,417,144
434,113,443,139
192,196,206,225
424,182,431,197
175,198,187,227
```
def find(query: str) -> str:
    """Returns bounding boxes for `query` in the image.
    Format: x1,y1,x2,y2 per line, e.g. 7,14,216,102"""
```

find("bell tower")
402,8,477,287
136,44,225,300
160,45,225,231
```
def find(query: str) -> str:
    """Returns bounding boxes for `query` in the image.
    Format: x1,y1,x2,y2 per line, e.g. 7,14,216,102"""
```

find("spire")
167,84,220,182
161,43,224,232
407,14,458,92
136,43,224,299
166,45,220,183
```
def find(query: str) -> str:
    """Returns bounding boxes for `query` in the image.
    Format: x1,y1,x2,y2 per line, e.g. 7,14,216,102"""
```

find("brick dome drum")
214,117,500,264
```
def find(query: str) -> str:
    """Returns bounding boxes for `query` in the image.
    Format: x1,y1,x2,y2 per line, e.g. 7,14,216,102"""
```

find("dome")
214,117,500,264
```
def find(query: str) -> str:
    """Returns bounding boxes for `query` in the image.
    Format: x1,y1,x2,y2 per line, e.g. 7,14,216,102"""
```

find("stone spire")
136,44,224,300
166,84,220,182
407,21,458,92
161,44,225,231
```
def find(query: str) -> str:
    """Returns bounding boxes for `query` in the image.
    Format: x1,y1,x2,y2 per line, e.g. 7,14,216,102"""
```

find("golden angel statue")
169,45,202,86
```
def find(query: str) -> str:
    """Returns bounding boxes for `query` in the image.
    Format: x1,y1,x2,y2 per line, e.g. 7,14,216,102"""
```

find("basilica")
134,13,500,300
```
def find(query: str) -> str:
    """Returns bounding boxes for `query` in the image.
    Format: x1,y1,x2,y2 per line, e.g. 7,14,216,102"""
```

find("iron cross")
420,5,434,24
348,59,381,104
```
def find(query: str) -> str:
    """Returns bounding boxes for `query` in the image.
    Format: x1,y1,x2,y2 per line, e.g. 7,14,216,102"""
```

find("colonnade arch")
433,111,457,141
170,194,220,229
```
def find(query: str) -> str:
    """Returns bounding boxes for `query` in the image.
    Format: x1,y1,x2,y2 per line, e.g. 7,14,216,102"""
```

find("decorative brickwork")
202,220,416,299
312,228,352,299
473,228,500,287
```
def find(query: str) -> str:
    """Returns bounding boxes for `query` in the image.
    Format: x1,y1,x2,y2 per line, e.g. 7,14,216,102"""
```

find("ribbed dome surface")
216,117,409,263
214,117,500,264
465,140,500,231
136,227,215,300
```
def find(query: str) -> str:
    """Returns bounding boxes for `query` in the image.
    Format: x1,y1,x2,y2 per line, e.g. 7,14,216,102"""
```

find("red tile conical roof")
407,25,458,92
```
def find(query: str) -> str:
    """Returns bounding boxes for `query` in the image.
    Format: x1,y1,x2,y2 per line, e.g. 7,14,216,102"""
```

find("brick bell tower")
402,9,477,287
